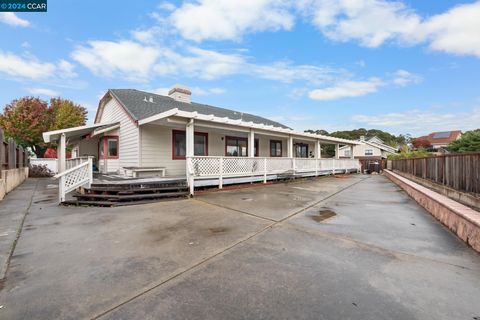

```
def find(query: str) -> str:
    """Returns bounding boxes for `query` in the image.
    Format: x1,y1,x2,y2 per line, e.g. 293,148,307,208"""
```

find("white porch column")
58,133,66,173
334,144,340,160
350,145,354,159
315,140,322,159
287,135,294,158
248,129,255,157
186,119,194,157
186,119,194,195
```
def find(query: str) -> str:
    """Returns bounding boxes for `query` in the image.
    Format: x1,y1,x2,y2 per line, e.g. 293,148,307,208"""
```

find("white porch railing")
66,156,92,170
187,156,361,194
54,157,93,203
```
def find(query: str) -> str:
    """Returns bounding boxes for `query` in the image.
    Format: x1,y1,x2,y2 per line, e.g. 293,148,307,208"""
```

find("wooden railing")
187,156,361,194
54,158,93,203
390,153,480,195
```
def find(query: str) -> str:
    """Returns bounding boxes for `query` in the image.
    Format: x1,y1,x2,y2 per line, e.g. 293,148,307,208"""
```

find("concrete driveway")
0,175,479,319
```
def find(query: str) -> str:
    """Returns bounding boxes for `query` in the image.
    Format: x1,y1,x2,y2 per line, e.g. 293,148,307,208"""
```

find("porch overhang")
42,122,120,143
137,109,361,146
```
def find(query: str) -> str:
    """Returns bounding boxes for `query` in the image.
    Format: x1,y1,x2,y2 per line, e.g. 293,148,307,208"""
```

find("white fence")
30,158,58,173
187,156,361,194
54,158,93,203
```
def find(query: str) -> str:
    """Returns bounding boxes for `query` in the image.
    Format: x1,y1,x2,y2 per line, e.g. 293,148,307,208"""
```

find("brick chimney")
168,84,191,104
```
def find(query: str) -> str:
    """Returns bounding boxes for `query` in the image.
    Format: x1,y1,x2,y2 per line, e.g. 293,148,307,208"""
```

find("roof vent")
149,96,154,103
168,84,191,104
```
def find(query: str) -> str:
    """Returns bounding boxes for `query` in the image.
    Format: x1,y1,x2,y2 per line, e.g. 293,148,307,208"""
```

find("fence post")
219,157,223,189
8,139,16,169
292,157,296,176
0,129,4,170
87,157,93,188
263,158,267,183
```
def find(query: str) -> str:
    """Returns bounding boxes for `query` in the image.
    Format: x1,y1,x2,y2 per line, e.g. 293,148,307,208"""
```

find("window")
172,130,208,159
365,149,374,156
226,136,247,157
294,143,308,158
270,140,282,157
99,136,119,159
224,137,258,157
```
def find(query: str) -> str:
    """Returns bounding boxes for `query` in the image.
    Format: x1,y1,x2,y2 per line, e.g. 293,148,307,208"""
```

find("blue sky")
0,0,479,136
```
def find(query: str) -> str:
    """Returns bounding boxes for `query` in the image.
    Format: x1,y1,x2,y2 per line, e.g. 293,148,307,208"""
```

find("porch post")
350,145,354,159
315,140,321,159
186,119,195,195
248,129,255,157
334,144,340,160
287,135,293,158
58,133,66,173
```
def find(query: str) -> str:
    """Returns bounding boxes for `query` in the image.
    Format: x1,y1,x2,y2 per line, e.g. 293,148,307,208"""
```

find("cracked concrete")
0,175,479,319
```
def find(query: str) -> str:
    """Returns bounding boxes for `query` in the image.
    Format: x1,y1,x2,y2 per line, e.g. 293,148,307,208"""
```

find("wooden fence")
0,128,29,170
390,153,480,195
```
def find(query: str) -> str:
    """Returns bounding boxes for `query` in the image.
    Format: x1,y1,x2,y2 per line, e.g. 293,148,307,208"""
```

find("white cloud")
302,0,480,58
302,0,421,47
391,69,422,87
309,78,382,101
192,87,226,96
352,107,480,134
422,1,480,57
170,0,294,42
71,40,160,81
28,88,60,97
158,1,176,11
0,12,30,27
0,51,56,79
57,59,77,78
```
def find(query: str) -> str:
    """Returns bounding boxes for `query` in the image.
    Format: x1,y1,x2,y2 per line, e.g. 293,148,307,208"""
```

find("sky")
0,0,479,137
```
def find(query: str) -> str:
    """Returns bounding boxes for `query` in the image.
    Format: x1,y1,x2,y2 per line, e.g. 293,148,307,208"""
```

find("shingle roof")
416,130,462,144
108,89,291,129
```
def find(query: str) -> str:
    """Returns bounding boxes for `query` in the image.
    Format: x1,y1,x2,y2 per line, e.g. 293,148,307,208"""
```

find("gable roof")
339,137,397,154
107,89,291,129
416,130,462,145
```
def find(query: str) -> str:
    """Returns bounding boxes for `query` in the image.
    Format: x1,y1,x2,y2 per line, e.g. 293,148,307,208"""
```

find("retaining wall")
0,167,29,200
384,170,480,253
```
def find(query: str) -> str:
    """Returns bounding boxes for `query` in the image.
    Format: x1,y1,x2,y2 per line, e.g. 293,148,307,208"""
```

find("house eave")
138,109,361,145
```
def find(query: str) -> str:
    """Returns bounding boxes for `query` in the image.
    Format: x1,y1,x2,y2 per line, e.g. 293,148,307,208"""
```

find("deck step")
73,191,189,201
85,186,188,194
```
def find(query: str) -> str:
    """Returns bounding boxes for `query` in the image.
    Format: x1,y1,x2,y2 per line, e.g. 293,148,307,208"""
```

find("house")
338,136,398,159
42,85,361,203
413,130,462,150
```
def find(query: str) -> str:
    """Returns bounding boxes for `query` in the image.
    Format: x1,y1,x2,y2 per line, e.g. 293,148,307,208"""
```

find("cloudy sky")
1,0,479,136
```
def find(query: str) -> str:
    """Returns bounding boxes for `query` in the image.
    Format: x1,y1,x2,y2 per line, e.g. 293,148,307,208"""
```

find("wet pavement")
0,175,479,319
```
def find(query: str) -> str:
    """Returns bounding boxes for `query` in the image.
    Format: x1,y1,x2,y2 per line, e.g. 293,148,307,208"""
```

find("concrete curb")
384,170,480,253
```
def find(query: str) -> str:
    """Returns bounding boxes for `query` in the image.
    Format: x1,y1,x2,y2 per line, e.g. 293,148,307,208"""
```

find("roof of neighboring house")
416,130,462,145
107,89,291,129
339,136,398,154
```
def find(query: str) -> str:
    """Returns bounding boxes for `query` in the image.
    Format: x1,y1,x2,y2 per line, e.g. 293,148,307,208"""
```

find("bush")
29,164,54,177
387,148,432,160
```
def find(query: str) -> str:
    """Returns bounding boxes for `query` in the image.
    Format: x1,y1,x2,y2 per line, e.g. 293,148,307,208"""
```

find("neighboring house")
339,136,398,160
413,131,462,150
43,85,361,200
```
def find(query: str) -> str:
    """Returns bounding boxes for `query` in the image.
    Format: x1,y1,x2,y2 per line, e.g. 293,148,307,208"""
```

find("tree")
412,137,432,149
448,129,480,152
0,97,52,157
0,97,87,157
49,98,87,131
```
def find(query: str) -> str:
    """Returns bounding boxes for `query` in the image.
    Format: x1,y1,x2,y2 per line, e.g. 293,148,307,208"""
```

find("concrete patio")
0,175,479,319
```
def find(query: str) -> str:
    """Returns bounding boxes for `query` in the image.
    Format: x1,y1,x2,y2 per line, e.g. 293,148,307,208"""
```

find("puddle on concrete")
311,209,337,223
241,197,253,201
